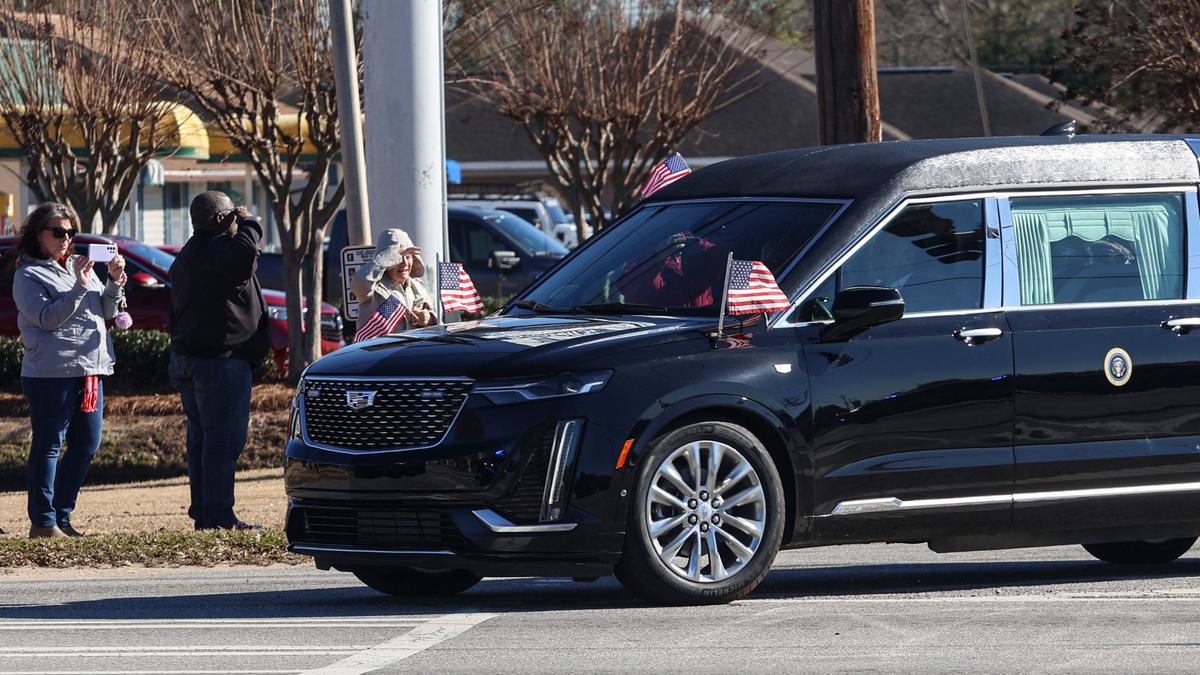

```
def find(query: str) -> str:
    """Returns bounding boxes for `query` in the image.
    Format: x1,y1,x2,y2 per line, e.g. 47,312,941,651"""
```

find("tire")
615,421,785,605
352,567,482,597
1082,537,1197,565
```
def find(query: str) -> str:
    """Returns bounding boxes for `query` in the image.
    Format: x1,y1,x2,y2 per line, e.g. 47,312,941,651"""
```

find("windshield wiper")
571,302,674,316
512,299,564,313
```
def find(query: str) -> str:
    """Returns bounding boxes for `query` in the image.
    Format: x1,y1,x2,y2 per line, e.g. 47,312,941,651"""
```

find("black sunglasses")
45,226,77,239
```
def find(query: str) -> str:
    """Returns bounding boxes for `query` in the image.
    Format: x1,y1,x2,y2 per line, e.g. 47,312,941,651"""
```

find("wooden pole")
813,0,882,145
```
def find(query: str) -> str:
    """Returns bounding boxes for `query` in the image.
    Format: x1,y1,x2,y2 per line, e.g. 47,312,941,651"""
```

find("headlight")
267,306,288,321
473,371,611,405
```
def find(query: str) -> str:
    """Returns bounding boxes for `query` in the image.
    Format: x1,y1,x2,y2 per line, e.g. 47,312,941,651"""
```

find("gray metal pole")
363,0,447,264
330,0,371,247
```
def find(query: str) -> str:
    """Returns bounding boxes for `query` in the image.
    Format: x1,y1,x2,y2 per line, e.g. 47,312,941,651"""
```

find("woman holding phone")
12,203,126,538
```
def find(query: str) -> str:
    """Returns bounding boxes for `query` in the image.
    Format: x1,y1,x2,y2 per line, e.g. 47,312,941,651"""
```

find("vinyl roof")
645,135,1200,204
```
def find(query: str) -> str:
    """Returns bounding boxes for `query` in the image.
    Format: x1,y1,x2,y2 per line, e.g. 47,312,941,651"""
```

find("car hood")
304,314,708,379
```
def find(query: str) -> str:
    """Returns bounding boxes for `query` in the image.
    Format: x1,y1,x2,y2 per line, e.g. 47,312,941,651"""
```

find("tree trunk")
281,244,306,384
298,238,325,385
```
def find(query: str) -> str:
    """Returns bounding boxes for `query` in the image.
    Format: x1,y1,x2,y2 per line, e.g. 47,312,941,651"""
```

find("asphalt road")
4,542,1200,674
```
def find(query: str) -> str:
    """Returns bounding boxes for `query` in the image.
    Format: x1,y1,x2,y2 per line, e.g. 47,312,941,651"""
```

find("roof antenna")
1041,120,1078,139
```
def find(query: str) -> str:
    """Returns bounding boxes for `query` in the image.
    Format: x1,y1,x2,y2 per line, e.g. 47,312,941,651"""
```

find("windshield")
513,200,841,316
125,244,178,275
484,212,569,256
543,198,572,224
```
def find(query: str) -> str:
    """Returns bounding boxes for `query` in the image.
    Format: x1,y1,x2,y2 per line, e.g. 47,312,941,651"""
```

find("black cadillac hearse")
286,135,1200,604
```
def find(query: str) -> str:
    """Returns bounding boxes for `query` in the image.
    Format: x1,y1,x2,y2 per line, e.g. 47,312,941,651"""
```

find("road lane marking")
303,611,496,674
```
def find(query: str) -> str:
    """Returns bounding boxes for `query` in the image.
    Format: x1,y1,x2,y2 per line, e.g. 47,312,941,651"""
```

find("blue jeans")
23,377,103,528
168,354,252,529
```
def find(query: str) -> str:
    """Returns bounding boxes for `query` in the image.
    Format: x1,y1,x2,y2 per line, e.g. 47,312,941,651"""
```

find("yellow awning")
205,113,324,162
0,101,209,159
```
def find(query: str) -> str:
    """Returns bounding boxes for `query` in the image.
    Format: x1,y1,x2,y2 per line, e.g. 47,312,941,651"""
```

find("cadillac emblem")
345,390,377,410
1104,348,1132,387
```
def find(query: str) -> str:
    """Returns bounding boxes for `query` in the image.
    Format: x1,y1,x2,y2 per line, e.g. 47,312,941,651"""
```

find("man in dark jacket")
168,191,268,530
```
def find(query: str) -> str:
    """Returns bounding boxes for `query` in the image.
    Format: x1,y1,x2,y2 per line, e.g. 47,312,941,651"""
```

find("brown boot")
57,523,86,537
29,525,67,538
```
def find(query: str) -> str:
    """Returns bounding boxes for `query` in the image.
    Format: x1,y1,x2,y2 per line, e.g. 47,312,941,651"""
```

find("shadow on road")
4,555,1200,619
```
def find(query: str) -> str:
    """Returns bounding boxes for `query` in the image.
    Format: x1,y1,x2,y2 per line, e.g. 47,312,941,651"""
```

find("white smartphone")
87,243,118,263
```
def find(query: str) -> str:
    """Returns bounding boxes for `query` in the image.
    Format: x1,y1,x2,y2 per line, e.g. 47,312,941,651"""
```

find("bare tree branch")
146,0,354,382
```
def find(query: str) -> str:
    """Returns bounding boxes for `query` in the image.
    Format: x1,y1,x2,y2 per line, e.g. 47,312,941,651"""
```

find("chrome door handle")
954,327,1003,345
1163,318,1200,334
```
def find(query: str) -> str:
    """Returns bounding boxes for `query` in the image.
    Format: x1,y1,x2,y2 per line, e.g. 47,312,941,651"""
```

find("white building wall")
140,185,166,245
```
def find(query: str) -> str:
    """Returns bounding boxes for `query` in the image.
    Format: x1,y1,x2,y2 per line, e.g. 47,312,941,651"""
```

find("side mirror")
820,286,904,342
492,250,521,271
130,271,160,288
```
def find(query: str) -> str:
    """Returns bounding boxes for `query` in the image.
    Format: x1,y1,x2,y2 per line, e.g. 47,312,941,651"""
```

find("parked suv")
447,206,568,298
450,195,579,248
285,136,1200,604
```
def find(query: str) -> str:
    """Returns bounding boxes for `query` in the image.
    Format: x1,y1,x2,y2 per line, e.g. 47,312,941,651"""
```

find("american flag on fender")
726,259,791,315
354,292,408,342
640,152,691,198
439,262,485,313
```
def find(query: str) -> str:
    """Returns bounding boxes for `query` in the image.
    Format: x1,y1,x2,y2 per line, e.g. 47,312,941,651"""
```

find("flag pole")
715,252,733,339
434,252,444,324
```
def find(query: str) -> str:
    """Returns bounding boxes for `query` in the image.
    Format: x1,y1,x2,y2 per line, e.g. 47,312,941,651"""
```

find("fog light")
540,419,583,522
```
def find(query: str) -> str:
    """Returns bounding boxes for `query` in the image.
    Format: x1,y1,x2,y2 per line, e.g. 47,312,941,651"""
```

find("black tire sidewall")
618,421,785,604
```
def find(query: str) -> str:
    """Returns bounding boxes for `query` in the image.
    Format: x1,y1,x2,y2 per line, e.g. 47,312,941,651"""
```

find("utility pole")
363,0,447,262
813,0,882,145
329,0,370,247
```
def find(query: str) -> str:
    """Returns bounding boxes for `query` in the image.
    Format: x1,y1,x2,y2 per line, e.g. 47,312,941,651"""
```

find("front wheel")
1082,537,1197,565
615,421,785,605
352,567,482,597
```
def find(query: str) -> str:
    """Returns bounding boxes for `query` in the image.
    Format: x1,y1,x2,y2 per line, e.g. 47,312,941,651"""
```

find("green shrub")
110,329,172,385
0,329,281,390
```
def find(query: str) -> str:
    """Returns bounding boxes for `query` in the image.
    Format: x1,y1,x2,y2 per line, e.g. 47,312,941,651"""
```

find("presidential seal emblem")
1104,348,1132,387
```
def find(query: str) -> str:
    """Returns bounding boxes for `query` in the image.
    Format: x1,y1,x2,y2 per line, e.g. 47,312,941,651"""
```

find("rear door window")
1009,193,1185,305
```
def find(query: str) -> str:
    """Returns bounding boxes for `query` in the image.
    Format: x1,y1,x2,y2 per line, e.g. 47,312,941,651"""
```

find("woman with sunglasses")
11,203,126,538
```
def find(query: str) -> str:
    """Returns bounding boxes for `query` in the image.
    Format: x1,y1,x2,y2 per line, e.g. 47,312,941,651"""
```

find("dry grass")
0,529,302,568
0,384,296,418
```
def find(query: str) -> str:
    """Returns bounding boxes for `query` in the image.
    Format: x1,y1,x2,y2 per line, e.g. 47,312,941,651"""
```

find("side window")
463,222,509,270
1010,194,1185,305
797,200,985,321
500,206,539,226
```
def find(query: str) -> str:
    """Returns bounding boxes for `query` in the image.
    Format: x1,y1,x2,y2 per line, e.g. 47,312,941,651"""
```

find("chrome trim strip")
541,419,584,522
1002,298,1196,313
983,197,1002,309
289,544,456,557
829,494,1011,516
827,480,1200,516
472,509,578,533
303,375,474,382
1187,191,1200,299
1014,481,1200,503
298,377,473,454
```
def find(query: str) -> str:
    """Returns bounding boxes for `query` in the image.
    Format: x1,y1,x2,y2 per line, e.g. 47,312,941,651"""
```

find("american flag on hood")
354,292,408,342
726,259,790,315
640,153,691,198
439,262,485,313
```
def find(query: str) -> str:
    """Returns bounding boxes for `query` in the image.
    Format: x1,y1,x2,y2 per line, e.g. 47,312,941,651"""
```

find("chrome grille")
301,377,472,450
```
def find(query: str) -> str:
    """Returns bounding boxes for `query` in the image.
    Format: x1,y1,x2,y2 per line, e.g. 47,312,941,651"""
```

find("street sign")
340,245,375,321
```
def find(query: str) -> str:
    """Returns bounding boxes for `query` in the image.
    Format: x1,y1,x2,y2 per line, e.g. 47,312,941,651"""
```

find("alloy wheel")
643,439,767,583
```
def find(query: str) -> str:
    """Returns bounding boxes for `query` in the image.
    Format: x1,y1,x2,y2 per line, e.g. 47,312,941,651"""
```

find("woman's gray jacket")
13,255,124,378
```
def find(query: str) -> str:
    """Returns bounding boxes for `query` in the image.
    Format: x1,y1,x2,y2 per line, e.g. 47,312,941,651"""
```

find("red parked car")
0,235,343,369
